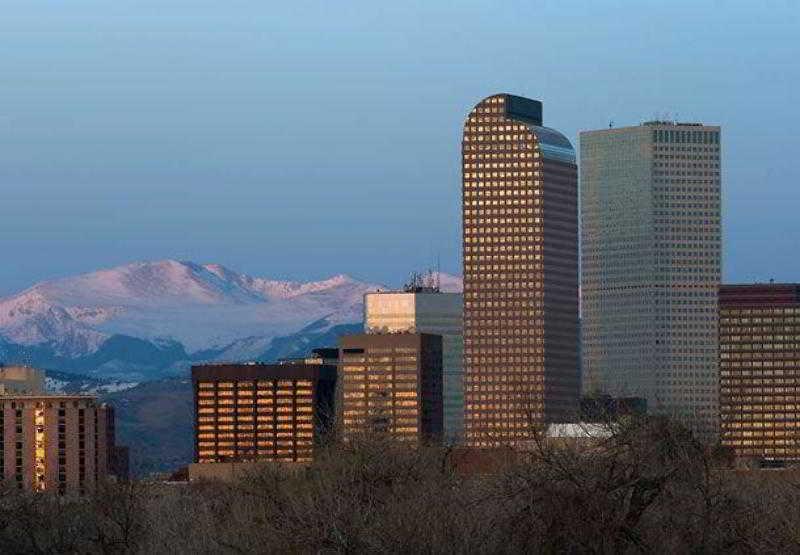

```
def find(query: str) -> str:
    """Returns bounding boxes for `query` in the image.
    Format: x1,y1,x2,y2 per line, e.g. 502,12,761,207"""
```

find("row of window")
197,379,313,389
651,129,720,144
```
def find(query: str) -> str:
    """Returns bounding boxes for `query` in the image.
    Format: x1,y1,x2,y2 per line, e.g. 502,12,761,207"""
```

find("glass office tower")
462,94,579,447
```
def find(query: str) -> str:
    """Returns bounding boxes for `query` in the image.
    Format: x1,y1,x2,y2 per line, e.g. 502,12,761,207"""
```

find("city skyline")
1,3,799,549
2,2,799,296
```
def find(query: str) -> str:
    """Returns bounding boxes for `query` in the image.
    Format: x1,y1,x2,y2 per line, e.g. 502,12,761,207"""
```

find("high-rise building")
364,290,463,443
191,353,337,468
0,395,116,495
462,93,579,447
581,121,721,437
720,284,800,461
338,333,443,444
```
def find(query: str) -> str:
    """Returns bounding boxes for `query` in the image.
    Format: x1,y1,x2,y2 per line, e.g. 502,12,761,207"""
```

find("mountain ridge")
0,260,462,378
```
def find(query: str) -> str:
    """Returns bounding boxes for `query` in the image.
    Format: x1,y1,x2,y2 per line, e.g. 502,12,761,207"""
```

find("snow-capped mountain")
0,260,462,379
0,260,381,355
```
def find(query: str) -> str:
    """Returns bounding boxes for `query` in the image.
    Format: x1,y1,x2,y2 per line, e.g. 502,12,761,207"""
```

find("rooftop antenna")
436,253,441,291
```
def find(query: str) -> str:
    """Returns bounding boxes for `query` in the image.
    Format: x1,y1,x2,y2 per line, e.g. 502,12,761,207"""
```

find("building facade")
581,122,721,437
720,284,800,461
0,395,115,495
338,333,443,443
0,365,45,394
462,93,579,447
364,291,463,443
192,358,336,465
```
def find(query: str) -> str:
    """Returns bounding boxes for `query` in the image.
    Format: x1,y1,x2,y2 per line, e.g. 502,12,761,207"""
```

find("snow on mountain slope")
22,260,266,309
0,261,463,364
202,264,356,300
0,260,385,354
0,290,107,356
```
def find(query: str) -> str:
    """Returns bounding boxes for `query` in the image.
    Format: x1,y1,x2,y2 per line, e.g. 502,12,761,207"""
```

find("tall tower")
462,94,579,447
580,122,721,437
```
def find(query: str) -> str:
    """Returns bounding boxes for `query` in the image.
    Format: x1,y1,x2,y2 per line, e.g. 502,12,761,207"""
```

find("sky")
1,1,798,295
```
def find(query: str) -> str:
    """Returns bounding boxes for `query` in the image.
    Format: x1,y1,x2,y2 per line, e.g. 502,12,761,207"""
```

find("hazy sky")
1,1,798,295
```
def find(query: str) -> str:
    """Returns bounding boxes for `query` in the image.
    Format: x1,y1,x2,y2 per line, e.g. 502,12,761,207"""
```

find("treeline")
0,419,798,553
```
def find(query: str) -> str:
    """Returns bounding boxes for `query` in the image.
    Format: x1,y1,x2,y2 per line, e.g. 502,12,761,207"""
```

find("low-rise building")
190,352,337,475
338,333,443,444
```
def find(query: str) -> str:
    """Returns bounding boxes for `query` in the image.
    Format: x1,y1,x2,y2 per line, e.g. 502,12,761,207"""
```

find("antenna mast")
436,253,441,291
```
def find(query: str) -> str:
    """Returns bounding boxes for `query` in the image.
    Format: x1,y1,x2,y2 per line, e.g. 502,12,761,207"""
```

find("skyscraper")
581,122,721,437
364,290,463,443
462,94,579,447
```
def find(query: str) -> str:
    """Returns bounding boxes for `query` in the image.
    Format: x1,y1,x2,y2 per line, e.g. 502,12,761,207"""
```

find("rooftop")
642,120,705,127
546,422,616,439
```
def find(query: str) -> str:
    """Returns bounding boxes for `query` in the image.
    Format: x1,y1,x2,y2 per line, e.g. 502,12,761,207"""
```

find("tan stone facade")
0,395,114,495
0,365,45,395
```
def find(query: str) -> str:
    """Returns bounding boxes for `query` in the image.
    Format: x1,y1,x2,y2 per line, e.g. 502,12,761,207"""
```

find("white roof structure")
546,422,615,439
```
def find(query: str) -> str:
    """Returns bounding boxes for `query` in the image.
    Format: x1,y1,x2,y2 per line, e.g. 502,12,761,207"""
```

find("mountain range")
0,260,462,380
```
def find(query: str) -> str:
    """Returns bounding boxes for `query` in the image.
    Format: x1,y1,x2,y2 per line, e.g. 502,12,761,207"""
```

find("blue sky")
1,1,798,294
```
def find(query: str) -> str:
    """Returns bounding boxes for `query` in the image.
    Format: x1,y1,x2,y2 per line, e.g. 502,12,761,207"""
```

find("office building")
364,290,463,443
338,333,443,443
191,353,337,467
720,284,800,461
462,93,579,447
0,365,45,394
0,395,116,495
581,121,721,437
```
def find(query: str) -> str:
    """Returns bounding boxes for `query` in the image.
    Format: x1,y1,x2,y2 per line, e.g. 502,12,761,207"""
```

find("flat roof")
581,122,720,135
720,284,800,306
192,362,337,382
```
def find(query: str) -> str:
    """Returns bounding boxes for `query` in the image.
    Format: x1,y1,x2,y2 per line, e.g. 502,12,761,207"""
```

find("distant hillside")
45,368,140,395
103,377,194,477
